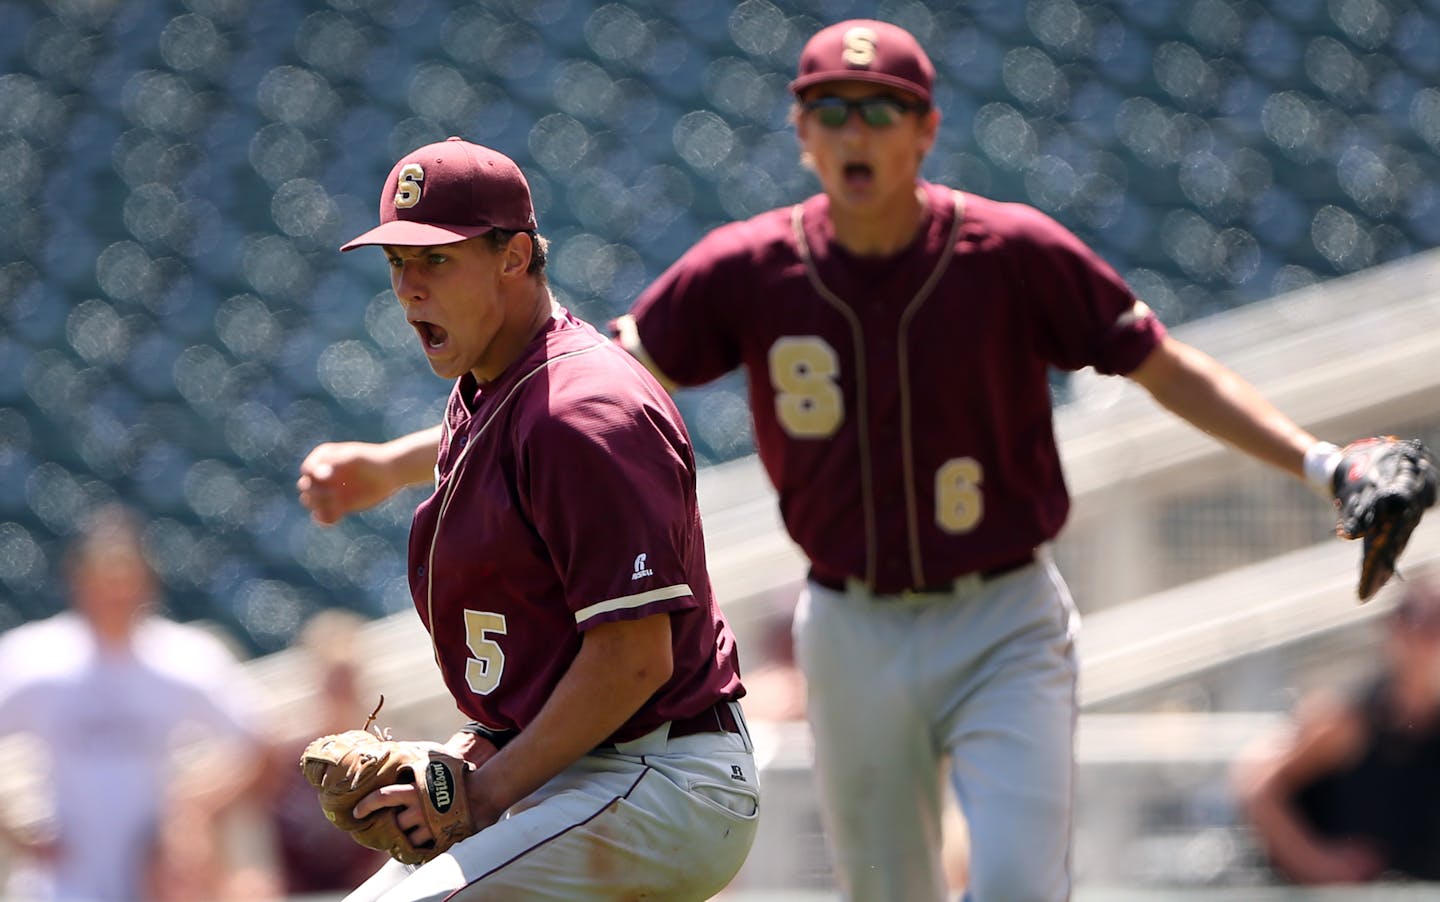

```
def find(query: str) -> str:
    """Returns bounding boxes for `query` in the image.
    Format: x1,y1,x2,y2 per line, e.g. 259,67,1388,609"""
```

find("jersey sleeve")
1002,203,1166,376
622,225,749,387
515,377,701,631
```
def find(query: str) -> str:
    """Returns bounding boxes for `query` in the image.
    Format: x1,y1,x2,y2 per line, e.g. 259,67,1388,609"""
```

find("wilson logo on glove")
427,760,457,813
300,697,479,865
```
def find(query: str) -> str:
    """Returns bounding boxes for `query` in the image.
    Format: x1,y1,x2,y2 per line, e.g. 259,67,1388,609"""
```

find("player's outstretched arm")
297,425,443,525
1126,335,1317,480
1128,336,1438,600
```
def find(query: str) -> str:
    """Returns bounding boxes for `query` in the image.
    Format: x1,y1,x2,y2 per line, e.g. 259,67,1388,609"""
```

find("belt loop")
728,700,753,753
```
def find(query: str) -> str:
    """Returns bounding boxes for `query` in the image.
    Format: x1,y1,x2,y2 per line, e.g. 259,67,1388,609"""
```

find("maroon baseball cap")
340,136,537,251
789,19,934,105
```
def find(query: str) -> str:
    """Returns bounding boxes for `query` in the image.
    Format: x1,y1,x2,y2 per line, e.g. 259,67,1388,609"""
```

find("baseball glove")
299,728,476,865
1332,436,1439,601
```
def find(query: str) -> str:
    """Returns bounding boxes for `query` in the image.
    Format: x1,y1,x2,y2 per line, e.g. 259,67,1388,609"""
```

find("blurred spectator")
251,609,388,895
1233,573,1440,884
0,504,272,901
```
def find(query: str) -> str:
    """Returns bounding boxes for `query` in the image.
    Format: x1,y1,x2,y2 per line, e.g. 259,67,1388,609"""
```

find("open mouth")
412,320,448,351
843,161,874,188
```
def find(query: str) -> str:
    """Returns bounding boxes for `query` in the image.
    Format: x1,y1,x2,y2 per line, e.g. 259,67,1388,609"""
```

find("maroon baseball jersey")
626,182,1166,594
408,308,743,743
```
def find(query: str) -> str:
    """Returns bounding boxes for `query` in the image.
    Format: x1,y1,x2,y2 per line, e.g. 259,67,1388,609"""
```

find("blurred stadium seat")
3,0,1440,662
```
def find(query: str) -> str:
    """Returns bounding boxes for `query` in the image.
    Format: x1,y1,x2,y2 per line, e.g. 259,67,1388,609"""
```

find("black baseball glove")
1331,437,1438,601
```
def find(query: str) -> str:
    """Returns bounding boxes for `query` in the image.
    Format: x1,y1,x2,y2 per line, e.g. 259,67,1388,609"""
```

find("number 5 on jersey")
464,610,507,695
769,336,984,534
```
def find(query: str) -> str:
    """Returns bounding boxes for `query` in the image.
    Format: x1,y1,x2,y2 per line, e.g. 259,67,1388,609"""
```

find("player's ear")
794,104,817,173
792,97,814,146
499,232,533,277
917,105,941,157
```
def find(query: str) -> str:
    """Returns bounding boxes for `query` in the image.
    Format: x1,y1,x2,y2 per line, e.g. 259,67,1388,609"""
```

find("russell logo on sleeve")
631,553,654,581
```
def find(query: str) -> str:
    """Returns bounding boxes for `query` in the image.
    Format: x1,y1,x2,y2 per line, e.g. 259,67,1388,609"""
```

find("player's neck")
828,185,927,257
88,616,139,649
469,286,557,385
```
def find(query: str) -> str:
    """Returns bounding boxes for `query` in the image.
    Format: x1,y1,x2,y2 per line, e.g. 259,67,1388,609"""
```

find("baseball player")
615,20,1434,901
300,23,1434,902
300,138,758,901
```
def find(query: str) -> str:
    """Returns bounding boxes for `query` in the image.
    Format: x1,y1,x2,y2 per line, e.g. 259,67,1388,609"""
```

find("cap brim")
788,71,931,103
339,221,496,252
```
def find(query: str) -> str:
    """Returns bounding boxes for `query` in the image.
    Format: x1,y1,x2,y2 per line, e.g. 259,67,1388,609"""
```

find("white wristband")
1303,441,1342,497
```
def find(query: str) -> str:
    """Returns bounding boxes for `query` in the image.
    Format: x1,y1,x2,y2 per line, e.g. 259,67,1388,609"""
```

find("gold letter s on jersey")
770,337,844,438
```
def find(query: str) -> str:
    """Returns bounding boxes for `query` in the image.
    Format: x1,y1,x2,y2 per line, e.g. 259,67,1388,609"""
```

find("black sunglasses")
801,95,927,128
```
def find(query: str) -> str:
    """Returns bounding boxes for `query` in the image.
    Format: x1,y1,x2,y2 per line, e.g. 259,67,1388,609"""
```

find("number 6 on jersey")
935,457,983,533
